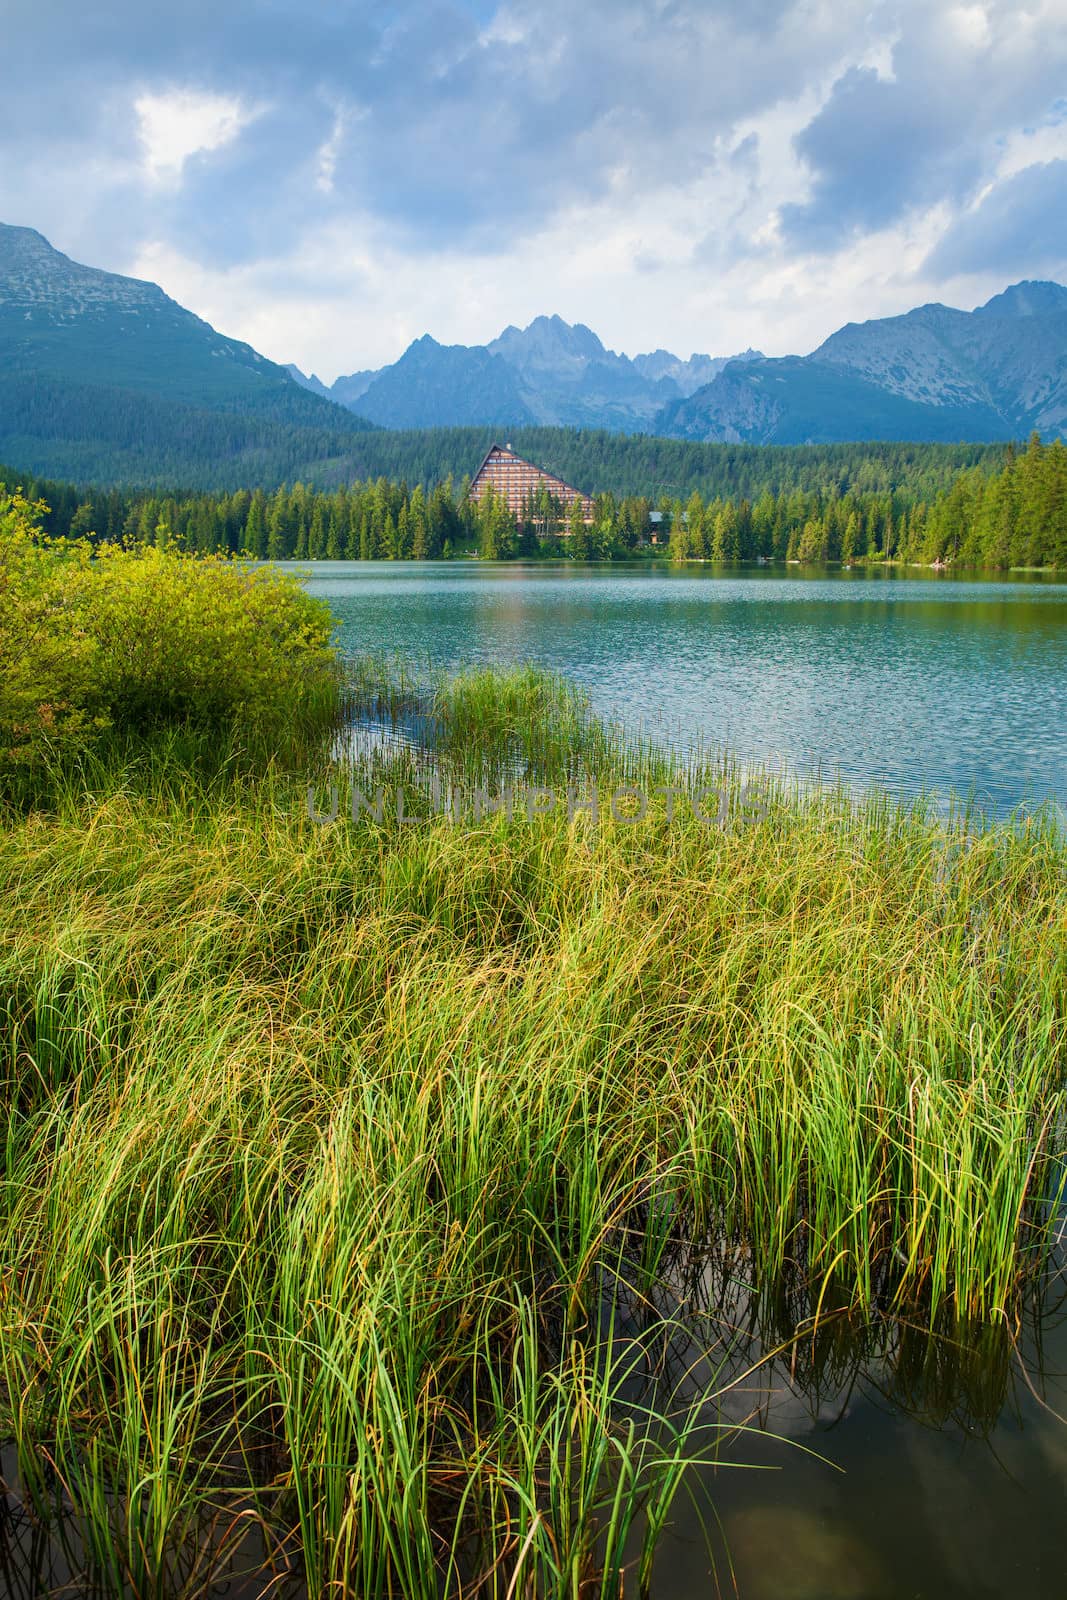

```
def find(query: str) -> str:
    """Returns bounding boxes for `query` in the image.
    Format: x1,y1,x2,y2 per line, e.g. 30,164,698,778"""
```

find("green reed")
0,661,1064,1594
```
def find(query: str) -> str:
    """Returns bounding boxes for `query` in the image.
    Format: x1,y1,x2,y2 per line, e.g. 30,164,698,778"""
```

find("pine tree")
245,493,267,559
1043,440,1067,569
568,496,589,560
719,501,740,561
668,504,690,562
267,500,289,562
686,491,707,559
796,517,827,562
68,501,96,541
408,485,428,561
397,503,411,560
308,502,326,560
344,504,360,560
477,484,498,559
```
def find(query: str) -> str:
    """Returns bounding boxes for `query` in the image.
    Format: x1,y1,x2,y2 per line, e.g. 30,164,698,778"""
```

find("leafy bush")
0,490,102,770
0,493,340,788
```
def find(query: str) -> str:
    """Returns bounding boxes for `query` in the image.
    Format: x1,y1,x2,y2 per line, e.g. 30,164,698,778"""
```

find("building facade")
470,442,594,524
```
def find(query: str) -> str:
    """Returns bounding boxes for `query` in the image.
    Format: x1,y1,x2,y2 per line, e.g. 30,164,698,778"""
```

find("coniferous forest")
3,430,1065,569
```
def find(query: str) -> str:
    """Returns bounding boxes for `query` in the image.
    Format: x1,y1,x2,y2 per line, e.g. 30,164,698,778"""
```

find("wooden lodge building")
470,443,594,525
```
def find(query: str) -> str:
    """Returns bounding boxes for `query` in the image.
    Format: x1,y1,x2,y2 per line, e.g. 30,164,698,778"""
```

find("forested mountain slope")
0,223,374,486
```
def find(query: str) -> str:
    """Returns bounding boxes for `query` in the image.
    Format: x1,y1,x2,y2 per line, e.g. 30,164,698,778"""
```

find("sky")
2,0,1066,381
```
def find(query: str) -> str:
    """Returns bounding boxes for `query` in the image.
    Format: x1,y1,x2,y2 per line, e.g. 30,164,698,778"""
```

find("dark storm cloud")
152,101,341,267
924,159,1067,277
778,66,984,249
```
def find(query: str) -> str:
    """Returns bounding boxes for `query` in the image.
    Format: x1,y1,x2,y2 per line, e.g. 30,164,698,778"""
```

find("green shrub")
0,490,102,771
0,495,340,790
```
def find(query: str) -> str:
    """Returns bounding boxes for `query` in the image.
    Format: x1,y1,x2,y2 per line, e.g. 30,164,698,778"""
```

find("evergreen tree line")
667,434,1067,569
325,429,1010,504
3,433,1064,568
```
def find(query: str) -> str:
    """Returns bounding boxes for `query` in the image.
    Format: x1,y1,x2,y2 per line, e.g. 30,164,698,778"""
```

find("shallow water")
292,561,1067,817
4,1271,1064,1598
649,1280,1067,1599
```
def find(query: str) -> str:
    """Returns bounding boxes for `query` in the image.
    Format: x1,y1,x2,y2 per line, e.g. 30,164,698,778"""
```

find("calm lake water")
294,561,1067,817
646,1287,1067,1600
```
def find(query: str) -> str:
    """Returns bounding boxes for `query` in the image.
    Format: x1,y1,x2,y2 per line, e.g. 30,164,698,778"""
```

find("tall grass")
0,661,1064,1593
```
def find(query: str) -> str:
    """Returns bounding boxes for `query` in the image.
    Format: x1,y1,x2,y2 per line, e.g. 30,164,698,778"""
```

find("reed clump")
0,654,1064,1595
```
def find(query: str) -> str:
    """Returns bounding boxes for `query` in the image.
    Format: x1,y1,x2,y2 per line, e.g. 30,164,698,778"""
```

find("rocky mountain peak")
659,279,1067,443
0,221,168,321
977,280,1067,319
489,315,609,370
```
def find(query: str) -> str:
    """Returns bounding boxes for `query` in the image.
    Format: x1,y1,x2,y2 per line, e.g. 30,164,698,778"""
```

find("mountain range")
660,280,1067,444
1,221,1065,491
288,317,762,432
291,289,1067,444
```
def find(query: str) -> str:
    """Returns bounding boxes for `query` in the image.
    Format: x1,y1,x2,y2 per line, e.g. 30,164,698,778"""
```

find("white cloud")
315,106,354,195
994,114,1067,184
135,89,258,186
946,4,992,50
126,171,964,382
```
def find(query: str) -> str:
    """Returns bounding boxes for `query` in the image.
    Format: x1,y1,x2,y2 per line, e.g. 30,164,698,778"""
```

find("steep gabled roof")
471,441,509,483
470,442,592,503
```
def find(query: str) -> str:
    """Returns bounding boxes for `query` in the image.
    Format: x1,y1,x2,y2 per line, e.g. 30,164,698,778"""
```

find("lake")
294,561,1067,818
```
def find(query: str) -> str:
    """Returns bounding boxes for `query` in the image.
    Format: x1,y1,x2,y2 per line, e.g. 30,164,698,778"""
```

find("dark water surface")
4,1293,1064,1599
294,560,1067,816
646,1286,1067,1599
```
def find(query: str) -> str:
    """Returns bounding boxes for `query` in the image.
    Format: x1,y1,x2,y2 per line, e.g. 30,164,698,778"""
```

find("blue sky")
3,0,1066,378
